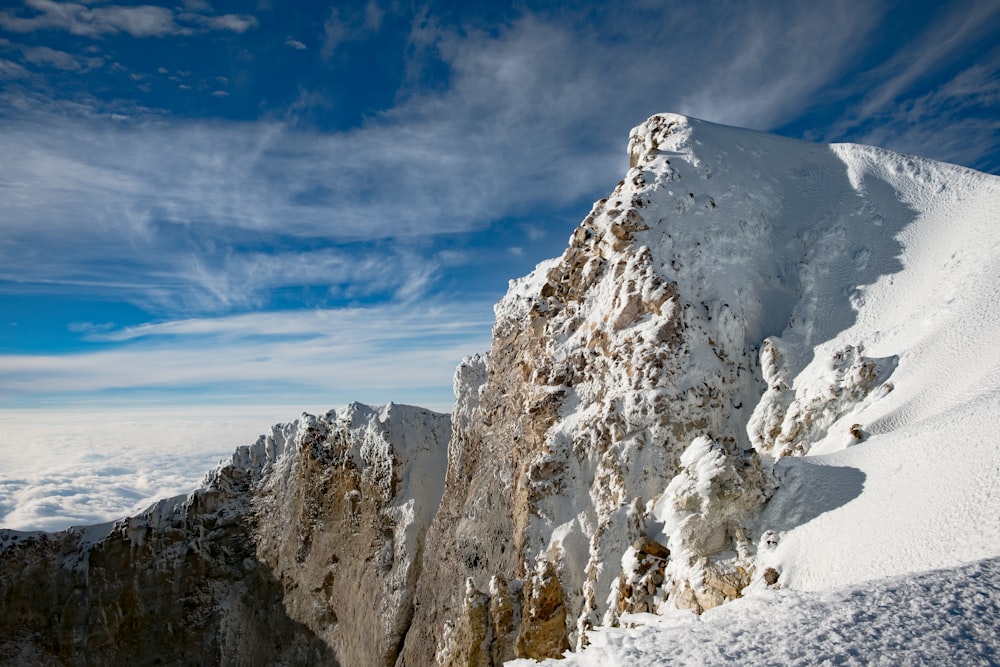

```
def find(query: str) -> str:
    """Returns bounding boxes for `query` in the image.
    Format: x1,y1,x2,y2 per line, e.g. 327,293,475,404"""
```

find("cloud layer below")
0,405,321,531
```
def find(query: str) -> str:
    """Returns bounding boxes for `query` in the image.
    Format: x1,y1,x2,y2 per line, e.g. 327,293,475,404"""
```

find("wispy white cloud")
182,0,212,12
0,0,178,37
20,44,99,70
848,59,1000,170
0,0,256,38
817,0,1000,170
853,1,999,123
671,1,886,127
0,57,29,78
365,0,383,32
0,120,473,310
179,12,257,34
320,0,386,59
0,301,493,401
285,37,306,50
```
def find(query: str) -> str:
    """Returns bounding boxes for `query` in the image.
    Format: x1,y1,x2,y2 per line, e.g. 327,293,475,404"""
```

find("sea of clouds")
0,405,333,532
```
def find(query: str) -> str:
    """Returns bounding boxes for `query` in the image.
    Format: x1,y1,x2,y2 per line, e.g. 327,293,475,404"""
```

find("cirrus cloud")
0,0,256,38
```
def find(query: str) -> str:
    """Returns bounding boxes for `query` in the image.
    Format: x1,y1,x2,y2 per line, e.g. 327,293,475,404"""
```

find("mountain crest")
4,114,1000,666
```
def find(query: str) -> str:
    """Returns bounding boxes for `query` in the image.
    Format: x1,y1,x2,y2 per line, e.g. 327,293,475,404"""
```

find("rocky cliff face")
402,114,774,664
2,114,937,666
0,403,449,666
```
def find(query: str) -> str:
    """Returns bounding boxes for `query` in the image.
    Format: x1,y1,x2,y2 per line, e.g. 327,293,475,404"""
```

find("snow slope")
742,133,1000,590
623,112,1000,588
512,556,1000,666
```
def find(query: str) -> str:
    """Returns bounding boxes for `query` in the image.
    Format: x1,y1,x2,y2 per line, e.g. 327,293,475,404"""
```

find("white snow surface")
502,114,999,662
512,556,1000,666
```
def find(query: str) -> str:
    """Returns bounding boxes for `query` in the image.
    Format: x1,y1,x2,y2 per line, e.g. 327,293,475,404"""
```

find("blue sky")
1,0,998,413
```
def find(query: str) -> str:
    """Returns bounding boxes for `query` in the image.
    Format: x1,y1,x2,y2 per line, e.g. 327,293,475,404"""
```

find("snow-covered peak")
411,112,1000,663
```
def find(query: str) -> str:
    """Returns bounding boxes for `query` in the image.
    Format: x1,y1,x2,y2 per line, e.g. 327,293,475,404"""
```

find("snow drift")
1,113,998,665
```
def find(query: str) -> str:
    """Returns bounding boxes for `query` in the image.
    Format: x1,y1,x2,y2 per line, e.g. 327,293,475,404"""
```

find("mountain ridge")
2,113,998,665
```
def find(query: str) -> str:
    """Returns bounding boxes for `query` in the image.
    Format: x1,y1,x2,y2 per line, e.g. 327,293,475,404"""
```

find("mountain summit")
3,114,999,665
401,113,1000,663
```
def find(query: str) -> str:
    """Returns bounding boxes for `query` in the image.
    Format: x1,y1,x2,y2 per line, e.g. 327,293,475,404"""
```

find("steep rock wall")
404,115,766,664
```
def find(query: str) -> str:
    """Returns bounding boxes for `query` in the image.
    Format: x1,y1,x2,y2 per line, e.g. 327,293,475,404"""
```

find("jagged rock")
0,493,336,666
487,575,519,664
439,580,492,667
514,560,571,659
633,535,671,560
0,403,449,667
403,114,787,663
750,342,895,456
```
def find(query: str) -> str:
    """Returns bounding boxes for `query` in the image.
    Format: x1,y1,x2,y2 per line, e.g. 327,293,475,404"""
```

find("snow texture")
512,556,1000,666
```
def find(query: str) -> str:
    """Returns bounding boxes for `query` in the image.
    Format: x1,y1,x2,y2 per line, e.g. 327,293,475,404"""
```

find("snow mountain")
2,114,998,665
